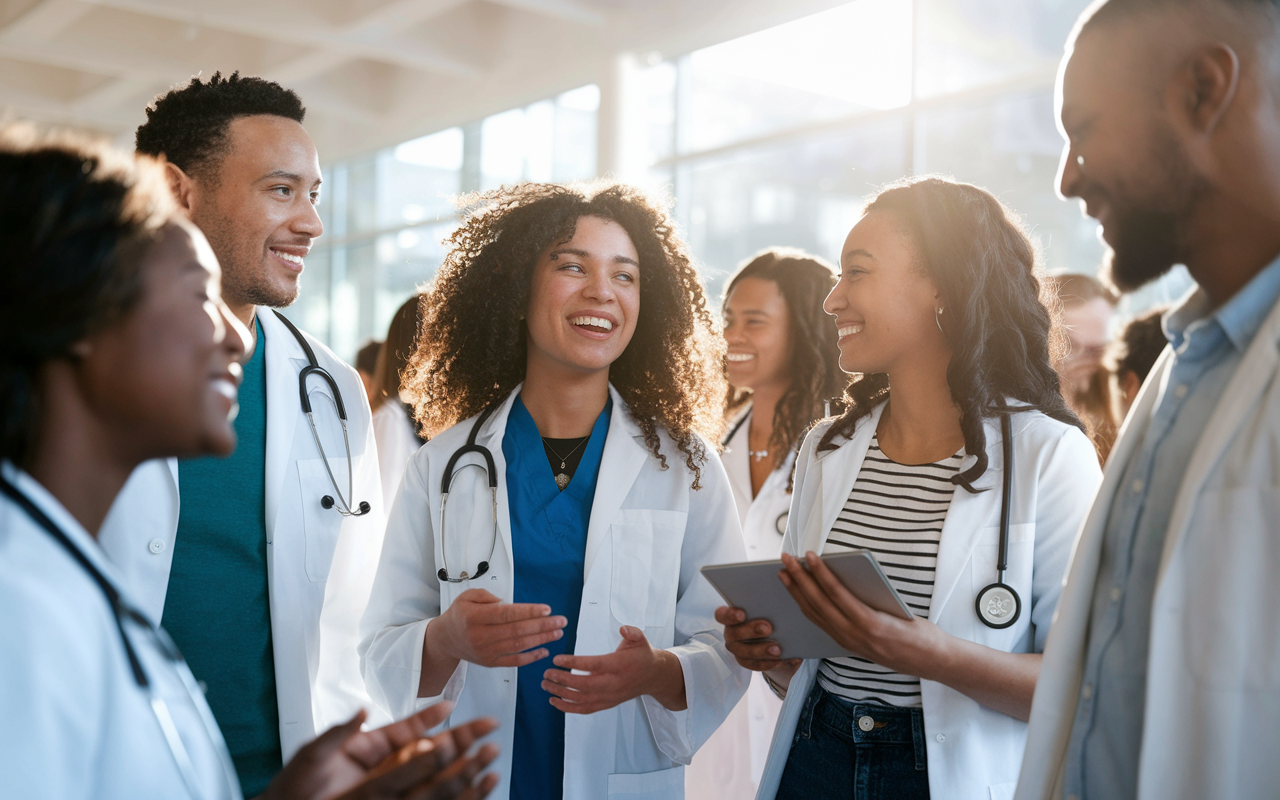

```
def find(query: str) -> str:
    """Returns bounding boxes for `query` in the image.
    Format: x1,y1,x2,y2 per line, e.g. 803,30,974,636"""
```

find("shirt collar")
1163,252,1280,352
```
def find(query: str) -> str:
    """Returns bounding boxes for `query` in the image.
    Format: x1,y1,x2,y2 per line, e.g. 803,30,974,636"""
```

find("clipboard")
701,550,914,660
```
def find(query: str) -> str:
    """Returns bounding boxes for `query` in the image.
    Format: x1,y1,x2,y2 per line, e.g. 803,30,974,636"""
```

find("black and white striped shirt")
816,435,963,708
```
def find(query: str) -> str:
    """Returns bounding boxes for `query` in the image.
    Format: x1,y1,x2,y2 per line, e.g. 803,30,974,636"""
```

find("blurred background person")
356,340,382,408
1044,272,1118,462
686,247,846,799
1106,308,1168,424
370,294,426,509
0,127,499,800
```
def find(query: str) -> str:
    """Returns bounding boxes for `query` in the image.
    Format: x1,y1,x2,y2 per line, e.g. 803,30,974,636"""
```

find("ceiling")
0,0,848,160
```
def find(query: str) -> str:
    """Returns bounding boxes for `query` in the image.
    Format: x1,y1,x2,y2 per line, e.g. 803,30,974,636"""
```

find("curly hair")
403,182,726,488
0,125,175,464
817,175,1083,492
135,71,305,178
723,248,848,489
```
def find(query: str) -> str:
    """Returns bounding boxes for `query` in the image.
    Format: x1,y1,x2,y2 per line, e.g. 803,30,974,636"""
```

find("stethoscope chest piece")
975,582,1021,628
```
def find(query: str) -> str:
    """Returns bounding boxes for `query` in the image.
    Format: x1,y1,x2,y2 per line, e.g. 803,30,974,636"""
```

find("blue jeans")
776,683,930,800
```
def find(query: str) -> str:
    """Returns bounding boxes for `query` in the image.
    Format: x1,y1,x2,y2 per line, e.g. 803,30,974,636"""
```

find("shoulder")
1005,408,1097,472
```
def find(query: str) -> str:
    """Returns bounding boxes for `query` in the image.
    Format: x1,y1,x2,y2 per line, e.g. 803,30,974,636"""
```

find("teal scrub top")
163,318,282,797
503,395,610,800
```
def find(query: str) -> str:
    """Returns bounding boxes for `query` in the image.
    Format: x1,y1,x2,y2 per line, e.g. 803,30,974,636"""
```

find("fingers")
369,720,499,797
551,651,611,672
431,717,498,757
415,743,500,800
488,602,553,625
456,588,501,604
301,709,367,763
714,605,747,626
487,617,566,650
723,617,774,645
489,649,552,668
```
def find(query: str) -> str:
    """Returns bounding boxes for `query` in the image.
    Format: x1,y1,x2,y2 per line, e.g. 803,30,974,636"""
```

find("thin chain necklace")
542,436,589,489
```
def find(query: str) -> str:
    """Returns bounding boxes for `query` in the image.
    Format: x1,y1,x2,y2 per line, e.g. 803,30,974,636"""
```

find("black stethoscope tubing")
273,311,371,518
974,413,1021,629
437,403,500,583
0,476,238,799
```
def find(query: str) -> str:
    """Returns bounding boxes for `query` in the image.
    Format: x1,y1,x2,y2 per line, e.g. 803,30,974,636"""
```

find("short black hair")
135,71,306,177
1,126,175,463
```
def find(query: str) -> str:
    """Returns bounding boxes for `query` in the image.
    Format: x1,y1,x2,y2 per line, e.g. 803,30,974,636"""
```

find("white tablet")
701,550,914,661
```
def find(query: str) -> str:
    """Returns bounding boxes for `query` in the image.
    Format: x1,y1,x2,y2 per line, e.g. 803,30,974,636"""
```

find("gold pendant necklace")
542,435,589,490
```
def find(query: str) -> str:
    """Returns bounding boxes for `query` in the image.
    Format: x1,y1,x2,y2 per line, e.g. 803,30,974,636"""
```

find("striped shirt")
816,435,962,708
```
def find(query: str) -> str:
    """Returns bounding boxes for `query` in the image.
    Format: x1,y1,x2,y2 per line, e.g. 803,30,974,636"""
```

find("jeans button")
857,715,875,732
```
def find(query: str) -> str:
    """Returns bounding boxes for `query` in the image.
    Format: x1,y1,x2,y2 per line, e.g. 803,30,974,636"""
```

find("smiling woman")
360,181,748,800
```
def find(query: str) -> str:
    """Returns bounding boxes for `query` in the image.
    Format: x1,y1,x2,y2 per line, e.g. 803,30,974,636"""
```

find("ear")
1121,369,1142,405
163,160,198,215
68,339,93,359
1178,43,1240,134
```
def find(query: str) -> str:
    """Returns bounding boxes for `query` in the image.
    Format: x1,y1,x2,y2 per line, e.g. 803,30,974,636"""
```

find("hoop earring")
935,306,945,334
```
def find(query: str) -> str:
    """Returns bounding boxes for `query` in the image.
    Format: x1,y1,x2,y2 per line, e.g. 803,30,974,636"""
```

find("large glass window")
292,0,1186,362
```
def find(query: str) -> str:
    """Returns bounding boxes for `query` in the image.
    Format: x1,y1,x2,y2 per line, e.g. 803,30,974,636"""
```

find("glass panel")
683,116,910,298
684,0,912,154
481,85,599,189
915,0,1092,98
385,127,463,225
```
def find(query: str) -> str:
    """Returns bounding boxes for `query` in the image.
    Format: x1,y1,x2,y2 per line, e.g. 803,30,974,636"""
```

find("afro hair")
135,71,305,177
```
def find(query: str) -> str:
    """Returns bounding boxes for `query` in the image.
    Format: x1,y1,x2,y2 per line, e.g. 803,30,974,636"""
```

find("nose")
723,318,745,343
582,268,616,303
217,300,251,365
293,195,324,239
1057,144,1082,201
823,280,846,317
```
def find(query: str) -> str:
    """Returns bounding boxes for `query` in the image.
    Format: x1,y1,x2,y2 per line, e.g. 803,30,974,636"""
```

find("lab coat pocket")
607,765,684,797
610,509,687,629
297,458,345,582
970,523,1035,644
1183,487,1280,688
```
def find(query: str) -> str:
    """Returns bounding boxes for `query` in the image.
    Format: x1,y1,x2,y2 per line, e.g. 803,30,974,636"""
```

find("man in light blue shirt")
1015,0,1280,797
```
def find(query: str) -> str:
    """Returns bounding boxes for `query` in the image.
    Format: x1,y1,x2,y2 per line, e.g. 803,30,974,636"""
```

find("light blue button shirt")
1064,255,1280,800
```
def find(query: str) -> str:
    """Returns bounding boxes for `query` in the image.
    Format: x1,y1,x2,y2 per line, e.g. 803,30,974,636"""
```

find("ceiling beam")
0,0,93,43
486,0,605,26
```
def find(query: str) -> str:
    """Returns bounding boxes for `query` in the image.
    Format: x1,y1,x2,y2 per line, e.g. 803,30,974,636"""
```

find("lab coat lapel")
584,386,646,579
811,403,884,555
929,417,1002,623
1155,295,1280,582
472,387,521,580
259,309,303,544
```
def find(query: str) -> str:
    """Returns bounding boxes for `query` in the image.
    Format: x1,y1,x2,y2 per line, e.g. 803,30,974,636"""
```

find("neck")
521,358,611,438
1182,197,1280,307
24,365,141,537
229,297,258,343
746,380,789,443
880,353,963,462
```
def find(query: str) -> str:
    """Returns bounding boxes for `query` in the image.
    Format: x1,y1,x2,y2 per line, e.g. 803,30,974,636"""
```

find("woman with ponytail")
718,176,1102,800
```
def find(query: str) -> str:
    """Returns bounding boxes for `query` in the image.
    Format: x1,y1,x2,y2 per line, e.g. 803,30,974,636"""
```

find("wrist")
425,617,457,667
647,649,687,711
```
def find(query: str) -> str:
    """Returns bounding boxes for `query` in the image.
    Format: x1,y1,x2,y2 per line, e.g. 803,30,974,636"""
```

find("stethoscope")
975,413,1021,629
437,403,500,583
274,311,371,518
0,476,239,800
723,411,790,537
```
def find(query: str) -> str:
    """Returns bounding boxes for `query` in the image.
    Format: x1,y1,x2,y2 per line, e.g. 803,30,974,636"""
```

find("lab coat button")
935,733,946,743
1132,479,1145,493
1174,384,1188,398
1082,683,1093,700
857,715,874,732
1111,587,1123,602
148,538,166,554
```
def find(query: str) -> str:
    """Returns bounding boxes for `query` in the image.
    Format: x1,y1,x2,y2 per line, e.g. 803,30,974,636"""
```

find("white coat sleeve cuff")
640,640,743,765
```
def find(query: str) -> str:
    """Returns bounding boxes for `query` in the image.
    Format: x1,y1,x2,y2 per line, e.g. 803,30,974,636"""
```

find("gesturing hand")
715,605,801,673
430,588,567,669
542,626,688,714
259,702,500,800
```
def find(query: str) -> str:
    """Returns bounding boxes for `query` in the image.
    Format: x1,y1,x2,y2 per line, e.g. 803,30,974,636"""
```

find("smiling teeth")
275,251,304,266
838,324,864,338
570,316,613,331
726,353,754,362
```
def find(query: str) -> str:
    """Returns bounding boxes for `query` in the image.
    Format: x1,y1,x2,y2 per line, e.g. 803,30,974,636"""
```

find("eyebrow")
258,169,323,188
842,248,875,263
550,247,639,267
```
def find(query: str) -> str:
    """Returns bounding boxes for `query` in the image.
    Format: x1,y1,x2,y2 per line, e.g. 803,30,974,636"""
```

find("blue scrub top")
503,395,610,800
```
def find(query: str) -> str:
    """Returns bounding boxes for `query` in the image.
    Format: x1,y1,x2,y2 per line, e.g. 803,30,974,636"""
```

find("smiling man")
97,72,386,797
1016,1,1280,799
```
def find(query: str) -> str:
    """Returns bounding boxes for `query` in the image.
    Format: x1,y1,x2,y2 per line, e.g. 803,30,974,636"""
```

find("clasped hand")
430,588,568,668
542,625,686,714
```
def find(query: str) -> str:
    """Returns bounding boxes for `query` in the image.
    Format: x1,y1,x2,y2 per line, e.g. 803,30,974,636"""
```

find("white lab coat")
756,402,1101,800
359,384,749,800
1015,294,1280,800
98,308,388,761
686,406,789,799
372,399,421,511
0,464,240,800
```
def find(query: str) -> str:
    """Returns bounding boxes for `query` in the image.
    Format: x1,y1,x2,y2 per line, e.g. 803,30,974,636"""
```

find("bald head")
1056,0,1280,301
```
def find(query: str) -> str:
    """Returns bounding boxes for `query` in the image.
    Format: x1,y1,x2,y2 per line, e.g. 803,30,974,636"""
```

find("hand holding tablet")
702,550,913,661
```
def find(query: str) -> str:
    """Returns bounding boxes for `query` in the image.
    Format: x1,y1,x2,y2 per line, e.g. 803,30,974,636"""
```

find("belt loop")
911,708,927,771
798,684,820,740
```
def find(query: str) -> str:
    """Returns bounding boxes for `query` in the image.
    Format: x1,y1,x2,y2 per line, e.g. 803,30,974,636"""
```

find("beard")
1097,129,1207,294
193,205,301,310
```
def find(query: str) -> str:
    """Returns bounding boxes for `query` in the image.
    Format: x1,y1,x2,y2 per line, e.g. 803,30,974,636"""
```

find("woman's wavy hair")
817,175,1082,491
723,248,848,489
403,182,726,487
0,125,174,465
